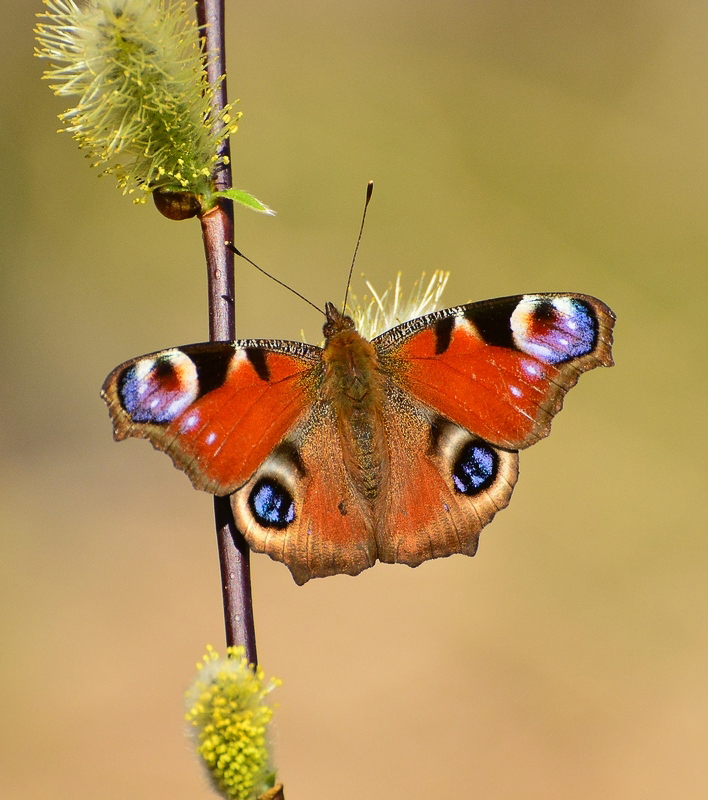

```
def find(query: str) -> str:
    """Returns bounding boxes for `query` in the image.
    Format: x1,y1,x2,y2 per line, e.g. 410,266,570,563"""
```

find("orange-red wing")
231,403,377,585
375,293,615,450
374,389,519,568
101,340,321,494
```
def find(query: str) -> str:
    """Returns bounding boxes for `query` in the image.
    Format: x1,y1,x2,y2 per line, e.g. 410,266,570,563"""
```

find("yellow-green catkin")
185,646,281,800
35,0,239,202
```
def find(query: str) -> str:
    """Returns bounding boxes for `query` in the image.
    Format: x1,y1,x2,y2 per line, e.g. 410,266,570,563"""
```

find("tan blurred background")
2,1,707,798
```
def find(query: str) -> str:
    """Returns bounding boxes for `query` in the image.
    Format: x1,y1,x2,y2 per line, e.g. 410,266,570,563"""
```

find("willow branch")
196,0,257,665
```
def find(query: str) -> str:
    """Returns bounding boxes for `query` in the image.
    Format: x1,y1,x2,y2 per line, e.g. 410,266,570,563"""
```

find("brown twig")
196,0,257,665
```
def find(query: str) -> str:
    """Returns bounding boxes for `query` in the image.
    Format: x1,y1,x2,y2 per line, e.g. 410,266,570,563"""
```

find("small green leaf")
215,189,276,215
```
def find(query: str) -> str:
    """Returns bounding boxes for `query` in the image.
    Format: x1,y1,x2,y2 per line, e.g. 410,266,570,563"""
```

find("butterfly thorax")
322,305,387,502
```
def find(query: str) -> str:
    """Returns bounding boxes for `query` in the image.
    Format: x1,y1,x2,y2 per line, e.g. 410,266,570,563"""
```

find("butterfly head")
323,302,356,339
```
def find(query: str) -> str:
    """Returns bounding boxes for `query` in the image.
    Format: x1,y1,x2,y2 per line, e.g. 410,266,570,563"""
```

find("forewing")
374,293,615,450
101,340,320,495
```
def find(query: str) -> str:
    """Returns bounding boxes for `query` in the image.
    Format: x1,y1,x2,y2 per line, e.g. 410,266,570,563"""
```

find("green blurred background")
2,1,707,798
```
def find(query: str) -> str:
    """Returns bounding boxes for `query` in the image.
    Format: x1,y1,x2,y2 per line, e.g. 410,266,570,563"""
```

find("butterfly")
101,292,615,585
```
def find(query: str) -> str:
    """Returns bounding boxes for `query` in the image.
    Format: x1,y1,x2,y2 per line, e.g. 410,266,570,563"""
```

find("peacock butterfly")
101,292,615,585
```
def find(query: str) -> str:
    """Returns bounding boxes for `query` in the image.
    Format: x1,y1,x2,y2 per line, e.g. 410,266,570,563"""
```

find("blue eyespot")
452,442,497,495
119,350,198,423
249,479,296,529
510,296,597,364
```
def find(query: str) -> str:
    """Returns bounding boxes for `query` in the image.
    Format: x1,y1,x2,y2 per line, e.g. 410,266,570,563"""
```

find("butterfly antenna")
226,242,325,317
342,180,374,314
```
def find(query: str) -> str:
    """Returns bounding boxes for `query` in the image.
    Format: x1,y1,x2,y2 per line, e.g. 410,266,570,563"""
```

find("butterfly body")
321,303,388,503
102,293,615,584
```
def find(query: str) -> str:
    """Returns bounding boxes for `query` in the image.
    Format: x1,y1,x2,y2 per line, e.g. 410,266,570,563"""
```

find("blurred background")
2,1,707,798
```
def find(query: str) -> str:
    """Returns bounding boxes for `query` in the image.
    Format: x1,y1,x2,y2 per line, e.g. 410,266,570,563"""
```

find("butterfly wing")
229,402,378,585
369,293,614,567
374,385,519,567
102,339,378,583
374,293,615,450
101,340,321,495
102,292,615,584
